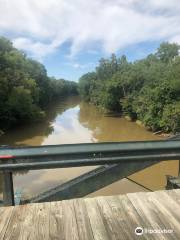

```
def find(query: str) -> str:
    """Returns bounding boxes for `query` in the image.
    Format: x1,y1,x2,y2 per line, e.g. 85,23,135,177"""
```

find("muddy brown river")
0,96,178,201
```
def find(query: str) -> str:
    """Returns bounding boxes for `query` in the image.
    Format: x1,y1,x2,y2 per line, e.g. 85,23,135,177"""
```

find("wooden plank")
0,206,14,239
106,195,151,240
17,203,37,240
73,199,94,240
105,196,135,240
2,205,27,240
2,172,15,206
3,202,50,240
35,202,50,240
84,197,110,240
174,189,180,195
117,195,153,240
62,199,79,240
49,201,64,240
166,189,180,205
96,196,120,240
152,190,180,221
127,192,166,239
0,190,179,240
96,196,133,240
127,191,178,240
146,191,180,239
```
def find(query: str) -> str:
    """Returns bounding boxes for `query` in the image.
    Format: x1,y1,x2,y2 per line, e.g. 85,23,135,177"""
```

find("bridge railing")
0,139,180,206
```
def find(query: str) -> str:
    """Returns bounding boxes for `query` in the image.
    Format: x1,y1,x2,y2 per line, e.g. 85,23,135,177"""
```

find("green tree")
78,41,180,133
156,42,179,63
0,36,78,131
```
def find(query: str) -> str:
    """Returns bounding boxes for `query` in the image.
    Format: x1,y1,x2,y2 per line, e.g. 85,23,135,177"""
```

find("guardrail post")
2,171,15,206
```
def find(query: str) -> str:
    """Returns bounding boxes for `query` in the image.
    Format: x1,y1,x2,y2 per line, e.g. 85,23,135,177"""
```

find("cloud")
72,63,83,69
0,0,180,59
13,37,55,60
65,61,95,70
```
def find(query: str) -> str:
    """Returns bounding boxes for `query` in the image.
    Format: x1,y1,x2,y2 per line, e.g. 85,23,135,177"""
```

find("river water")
0,96,178,201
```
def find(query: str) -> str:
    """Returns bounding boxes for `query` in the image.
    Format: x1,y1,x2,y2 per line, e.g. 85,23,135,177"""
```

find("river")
0,96,178,201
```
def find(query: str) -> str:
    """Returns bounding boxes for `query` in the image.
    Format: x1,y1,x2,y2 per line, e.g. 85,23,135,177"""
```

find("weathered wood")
118,195,151,240
84,197,109,240
128,192,165,231
2,171,15,206
127,191,179,240
166,189,180,205
145,192,180,239
49,201,64,240
3,205,27,239
152,191,180,224
18,203,37,240
105,196,136,240
35,202,50,240
73,198,94,240
96,196,130,240
62,199,80,240
0,206,14,239
0,190,179,239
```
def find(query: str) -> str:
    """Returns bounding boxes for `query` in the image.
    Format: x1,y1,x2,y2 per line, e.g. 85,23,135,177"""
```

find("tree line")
0,37,77,133
78,42,180,133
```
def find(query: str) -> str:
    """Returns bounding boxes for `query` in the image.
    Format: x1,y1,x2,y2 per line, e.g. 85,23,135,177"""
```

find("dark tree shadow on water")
0,96,79,147
0,96,80,188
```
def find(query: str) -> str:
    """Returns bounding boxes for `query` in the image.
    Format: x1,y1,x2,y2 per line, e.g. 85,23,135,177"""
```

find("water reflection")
78,102,161,142
42,106,95,145
0,96,79,146
0,97,178,201
78,102,179,191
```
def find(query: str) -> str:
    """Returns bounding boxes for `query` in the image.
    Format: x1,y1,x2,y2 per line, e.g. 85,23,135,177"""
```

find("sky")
0,0,180,81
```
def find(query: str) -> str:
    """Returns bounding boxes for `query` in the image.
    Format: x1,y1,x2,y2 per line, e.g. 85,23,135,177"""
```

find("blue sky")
0,0,180,81
43,40,161,81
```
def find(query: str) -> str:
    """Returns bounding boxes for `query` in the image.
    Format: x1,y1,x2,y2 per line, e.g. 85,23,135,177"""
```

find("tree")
8,86,35,122
78,72,97,101
161,102,180,133
78,42,180,133
0,36,78,131
156,42,179,63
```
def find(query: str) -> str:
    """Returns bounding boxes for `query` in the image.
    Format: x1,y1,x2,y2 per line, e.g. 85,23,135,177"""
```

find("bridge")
0,139,180,239
0,189,179,239
0,139,179,205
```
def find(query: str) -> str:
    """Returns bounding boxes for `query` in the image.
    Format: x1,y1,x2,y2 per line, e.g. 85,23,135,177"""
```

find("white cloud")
13,37,55,60
72,63,82,69
65,61,95,70
0,0,180,59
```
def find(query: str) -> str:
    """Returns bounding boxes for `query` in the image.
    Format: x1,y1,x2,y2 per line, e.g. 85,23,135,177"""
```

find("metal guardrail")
0,139,180,206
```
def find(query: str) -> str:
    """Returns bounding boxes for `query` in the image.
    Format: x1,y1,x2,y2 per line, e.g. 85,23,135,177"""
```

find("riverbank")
124,115,175,138
0,37,78,134
78,43,180,134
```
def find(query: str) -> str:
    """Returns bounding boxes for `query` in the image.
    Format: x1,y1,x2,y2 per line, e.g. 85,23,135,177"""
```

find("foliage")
0,36,78,130
161,102,180,133
78,42,180,133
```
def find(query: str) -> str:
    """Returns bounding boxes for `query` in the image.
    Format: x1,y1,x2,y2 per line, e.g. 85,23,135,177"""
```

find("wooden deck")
0,189,179,239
